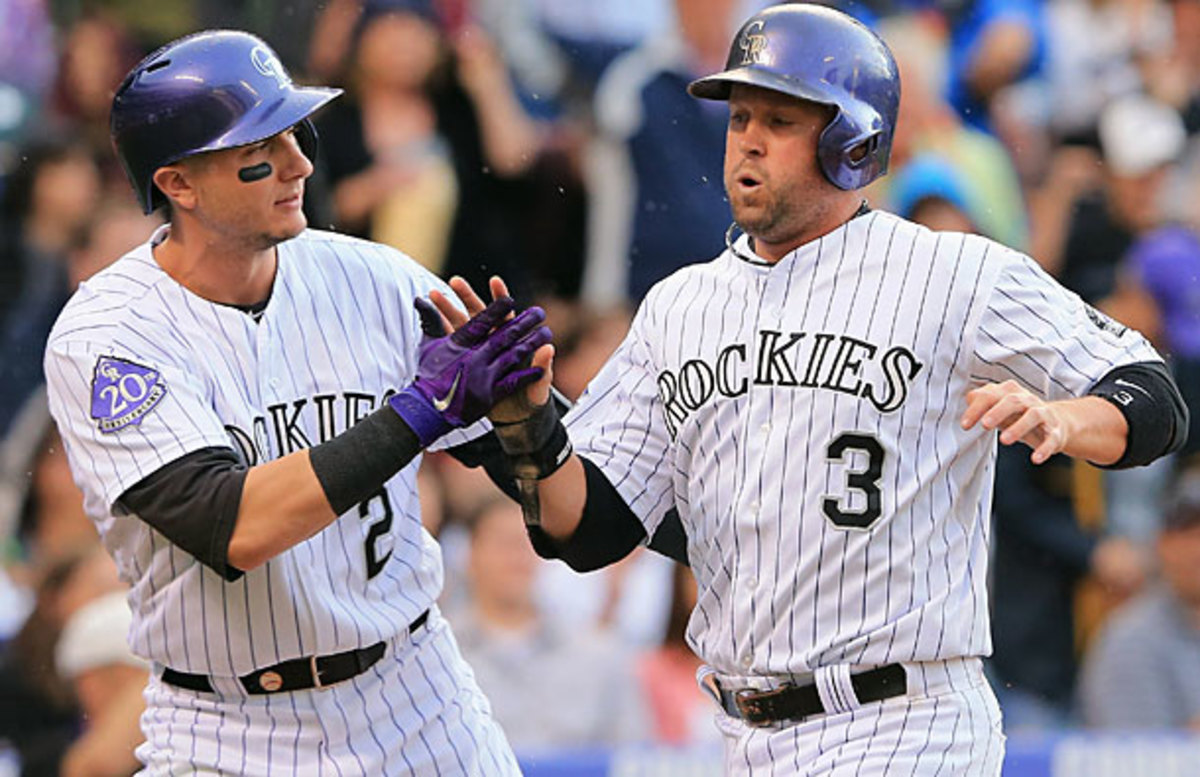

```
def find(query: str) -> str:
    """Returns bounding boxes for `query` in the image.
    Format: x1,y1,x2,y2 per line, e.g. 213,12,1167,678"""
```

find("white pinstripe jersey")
44,226,478,675
566,210,1161,679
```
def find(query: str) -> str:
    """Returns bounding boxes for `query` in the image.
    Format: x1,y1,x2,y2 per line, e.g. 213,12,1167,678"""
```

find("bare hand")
429,276,554,408
961,380,1071,464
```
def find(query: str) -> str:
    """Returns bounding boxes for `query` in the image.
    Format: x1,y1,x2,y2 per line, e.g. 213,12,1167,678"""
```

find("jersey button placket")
732,271,778,672
255,315,282,459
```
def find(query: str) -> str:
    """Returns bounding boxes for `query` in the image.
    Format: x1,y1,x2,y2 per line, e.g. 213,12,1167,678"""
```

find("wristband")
388,387,453,449
492,400,573,481
1087,362,1185,469
493,400,573,527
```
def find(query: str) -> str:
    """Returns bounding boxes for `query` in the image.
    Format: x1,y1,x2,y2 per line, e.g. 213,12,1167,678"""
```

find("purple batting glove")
390,297,552,447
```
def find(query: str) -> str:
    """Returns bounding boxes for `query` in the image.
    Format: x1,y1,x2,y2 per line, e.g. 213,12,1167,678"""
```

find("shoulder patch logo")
90,356,167,433
1084,305,1128,338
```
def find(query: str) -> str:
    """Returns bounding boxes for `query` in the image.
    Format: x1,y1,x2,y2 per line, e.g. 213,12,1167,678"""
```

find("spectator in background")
1144,0,1200,136
316,0,462,269
943,0,1045,138
1044,94,1185,303
582,0,738,307
989,444,1147,732
44,13,141,167
550,305,634,401
0,137,101,438
1041,95,1188,544
635,562,717,746
1116,227,1200,467
314,0,563,298
1041,0,1170,148
533,0,673,94
1080,472,1200,730
0,0,57,155
0,544,124,775
467,0,571,119
66,200,161,290
447,497,649,751
878,16,1028,249
887,152,979,234
55,589,145,777
1145,0,1200,233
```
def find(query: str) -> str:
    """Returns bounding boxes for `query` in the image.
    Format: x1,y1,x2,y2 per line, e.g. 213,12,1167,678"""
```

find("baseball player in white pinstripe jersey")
42,31,550,775
438,6,1189,775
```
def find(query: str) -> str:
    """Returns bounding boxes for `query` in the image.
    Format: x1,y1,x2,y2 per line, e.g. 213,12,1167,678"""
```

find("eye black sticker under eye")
238,162,272,183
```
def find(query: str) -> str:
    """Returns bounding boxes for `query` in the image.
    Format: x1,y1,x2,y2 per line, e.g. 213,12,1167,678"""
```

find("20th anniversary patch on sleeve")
90,356,168,433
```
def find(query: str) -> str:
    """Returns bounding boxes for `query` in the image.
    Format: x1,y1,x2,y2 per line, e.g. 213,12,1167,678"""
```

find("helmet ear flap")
295,119,319,167
847,134,881,166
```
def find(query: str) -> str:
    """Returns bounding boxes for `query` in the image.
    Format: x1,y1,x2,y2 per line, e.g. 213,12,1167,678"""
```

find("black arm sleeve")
118,447,247,582
446,392,690,566
522,456,689,570
1087,360,1189,468
309,404,423,514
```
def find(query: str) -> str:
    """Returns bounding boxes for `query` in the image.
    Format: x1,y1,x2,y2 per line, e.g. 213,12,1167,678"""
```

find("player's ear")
152,163,199,212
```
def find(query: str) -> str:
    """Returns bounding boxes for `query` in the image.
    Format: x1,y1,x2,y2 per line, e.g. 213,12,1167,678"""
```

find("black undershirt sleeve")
523,456,647,571
449,434,690,568
118,447,248,582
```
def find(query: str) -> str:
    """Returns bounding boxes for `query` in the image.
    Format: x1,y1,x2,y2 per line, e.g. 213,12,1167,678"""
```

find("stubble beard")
730,185,806,248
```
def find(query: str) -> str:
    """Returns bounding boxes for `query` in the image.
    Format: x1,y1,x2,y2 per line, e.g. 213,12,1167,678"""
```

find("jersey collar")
726,200,873,269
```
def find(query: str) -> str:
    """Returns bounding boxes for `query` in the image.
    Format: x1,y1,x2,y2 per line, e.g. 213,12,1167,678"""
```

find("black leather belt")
161,609,429,695
718,663,907,727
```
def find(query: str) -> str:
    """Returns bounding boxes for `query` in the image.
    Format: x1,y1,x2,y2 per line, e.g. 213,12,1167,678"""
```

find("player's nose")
279,131,314,180
737,117,766,156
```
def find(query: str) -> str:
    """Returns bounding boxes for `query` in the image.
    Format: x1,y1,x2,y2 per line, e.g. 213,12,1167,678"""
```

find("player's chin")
274,211,309,240
731,205,773,237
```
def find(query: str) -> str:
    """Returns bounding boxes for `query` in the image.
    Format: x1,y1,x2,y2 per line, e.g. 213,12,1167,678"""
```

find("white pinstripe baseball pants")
713,658,1005,776
135,608,520,776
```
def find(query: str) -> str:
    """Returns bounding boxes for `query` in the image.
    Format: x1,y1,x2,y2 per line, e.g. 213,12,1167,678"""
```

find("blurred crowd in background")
0,0,1199,774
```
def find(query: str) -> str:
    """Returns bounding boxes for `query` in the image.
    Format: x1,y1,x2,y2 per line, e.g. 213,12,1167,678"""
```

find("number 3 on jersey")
823,433,885,529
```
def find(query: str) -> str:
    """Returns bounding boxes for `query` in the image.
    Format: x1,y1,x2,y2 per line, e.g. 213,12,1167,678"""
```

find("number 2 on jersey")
359,489,394,579
823,433,885,529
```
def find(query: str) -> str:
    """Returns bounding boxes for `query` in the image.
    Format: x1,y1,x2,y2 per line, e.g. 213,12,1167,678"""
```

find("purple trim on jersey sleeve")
90,356,168,433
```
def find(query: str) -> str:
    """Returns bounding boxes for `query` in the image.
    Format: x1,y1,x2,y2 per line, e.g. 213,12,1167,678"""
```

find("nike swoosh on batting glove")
389,296,552,447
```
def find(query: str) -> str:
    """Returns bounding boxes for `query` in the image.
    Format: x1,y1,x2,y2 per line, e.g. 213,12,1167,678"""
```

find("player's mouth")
735,170,763,191
275,192,303,209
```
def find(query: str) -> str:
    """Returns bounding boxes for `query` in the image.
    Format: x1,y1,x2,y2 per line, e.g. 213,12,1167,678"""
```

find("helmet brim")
188,85,342,158
688,67,836,108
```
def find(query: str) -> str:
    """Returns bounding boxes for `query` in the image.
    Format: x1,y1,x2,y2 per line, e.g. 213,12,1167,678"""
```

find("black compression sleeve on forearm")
1087,360,1189,469
119,447,248,582
309,405,423,515
524,456,648,572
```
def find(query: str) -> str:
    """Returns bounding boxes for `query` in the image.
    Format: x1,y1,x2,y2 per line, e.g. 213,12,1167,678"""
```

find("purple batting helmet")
688,4,900,191
110,30,342,214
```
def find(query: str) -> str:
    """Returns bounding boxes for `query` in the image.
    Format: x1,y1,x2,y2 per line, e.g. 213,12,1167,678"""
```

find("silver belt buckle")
310,655,325,689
